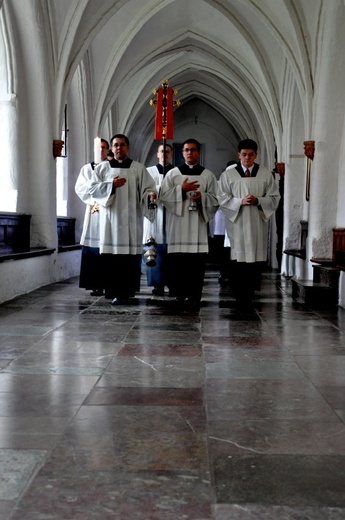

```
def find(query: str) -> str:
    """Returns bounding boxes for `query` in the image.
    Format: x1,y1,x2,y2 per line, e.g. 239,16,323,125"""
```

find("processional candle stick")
94,136,102,164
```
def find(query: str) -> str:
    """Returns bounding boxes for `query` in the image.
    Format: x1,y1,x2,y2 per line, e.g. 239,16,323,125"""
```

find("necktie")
245,169,250,177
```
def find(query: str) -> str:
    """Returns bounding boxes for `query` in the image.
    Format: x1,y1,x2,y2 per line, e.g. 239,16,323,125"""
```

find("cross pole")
150,79,180,176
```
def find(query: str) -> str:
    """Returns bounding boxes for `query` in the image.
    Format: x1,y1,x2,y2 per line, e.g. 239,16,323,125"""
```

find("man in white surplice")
75,138,109,296
160,138,219,306
218,138,280,313
88,134,157,304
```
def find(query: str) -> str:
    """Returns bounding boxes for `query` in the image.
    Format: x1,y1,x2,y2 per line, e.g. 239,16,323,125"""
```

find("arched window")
56,104,68,216
0,10,18,212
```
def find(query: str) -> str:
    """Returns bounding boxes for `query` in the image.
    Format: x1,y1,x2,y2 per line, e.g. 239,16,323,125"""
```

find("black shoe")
90,289,104,296
152,287,164,296
111,295,133,305
187,298,201,310
235,302,258,319
218,275,228,286
111,297,125,305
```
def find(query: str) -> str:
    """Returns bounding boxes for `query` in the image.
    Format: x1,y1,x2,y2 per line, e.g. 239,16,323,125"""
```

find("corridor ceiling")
8,0,321,157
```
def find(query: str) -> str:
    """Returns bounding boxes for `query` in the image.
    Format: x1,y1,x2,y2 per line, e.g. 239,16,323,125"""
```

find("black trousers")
102,254,142,299
168,253,207,302
231,261,264,307
79,246,104,290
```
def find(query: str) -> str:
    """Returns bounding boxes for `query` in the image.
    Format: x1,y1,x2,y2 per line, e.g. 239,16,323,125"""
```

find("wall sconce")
303,140,315,201
53,139,64,159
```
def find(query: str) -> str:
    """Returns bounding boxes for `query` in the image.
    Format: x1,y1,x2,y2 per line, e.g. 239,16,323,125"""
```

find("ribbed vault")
37,0,320,161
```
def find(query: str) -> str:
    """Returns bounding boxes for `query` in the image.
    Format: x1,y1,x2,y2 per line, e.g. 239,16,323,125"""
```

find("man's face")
157,145,173,165
111,137,129,160
182,142,200,166
100,142,109,161
238,149,257,169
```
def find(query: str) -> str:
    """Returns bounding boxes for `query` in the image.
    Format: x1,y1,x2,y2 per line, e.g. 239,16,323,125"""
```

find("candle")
94,137,101,164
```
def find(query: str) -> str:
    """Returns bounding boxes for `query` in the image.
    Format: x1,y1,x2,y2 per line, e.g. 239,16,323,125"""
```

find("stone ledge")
311,258,345,272
284,248,306,259
310,257,334,266
58,244,82,253
0,248,55,263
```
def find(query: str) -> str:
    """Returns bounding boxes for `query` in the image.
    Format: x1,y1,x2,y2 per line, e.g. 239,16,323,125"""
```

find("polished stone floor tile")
47,329,128,342
214,504,345,519
0,325,53,336
203,346,293,363
44,430,209,473
5,351,113,367
125,329,202,343
285,340,345,356
294,356,345,385
0,335,46,348
206,392,338,422
0,373,100,394
118,343,203,356
10,470,213,520
97,356,204,388
208,419,345,454
0,449,46,500
0,391,86,417
315,384,345,408
2,364,104,376
68,405,207,435
206,358,306,380
28,338,124,355
214,454,345,507
0,270,344,519
203,335,281,347
205,379,339,421
86,387,203,406
0,414,68,448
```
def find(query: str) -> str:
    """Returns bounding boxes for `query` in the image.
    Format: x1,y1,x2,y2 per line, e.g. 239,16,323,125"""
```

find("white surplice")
218,164,280,262
87,160,156,254
160,166,219,253
75,162,101,246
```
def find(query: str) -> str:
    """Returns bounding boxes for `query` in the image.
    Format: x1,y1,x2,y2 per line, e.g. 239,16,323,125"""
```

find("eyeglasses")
183,147,198,152
112,143,128,148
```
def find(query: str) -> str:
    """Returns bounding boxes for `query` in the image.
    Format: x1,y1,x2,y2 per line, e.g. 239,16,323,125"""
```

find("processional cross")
149,79,180,176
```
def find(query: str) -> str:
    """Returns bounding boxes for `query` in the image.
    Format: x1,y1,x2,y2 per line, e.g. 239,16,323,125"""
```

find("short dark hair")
238,139,258,152
182,138,200,152
110,134,129,146
101,138,109,148
158,143,172,152
226,160,237,167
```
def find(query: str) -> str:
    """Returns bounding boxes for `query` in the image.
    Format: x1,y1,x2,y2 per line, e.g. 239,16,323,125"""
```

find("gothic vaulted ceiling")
6,0,322,160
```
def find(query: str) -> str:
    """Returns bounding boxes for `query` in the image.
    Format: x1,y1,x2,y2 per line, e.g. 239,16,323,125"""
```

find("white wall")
0,251,81,304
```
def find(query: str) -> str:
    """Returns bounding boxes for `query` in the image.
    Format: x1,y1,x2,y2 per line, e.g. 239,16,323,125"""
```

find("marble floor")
0,268,345,519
